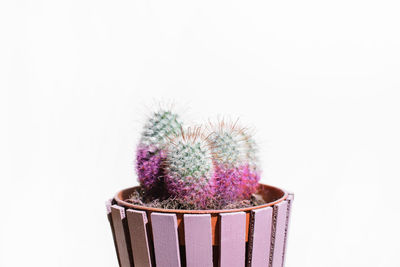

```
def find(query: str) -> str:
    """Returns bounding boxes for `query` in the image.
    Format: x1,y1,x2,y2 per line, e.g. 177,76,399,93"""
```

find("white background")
1,0,400,266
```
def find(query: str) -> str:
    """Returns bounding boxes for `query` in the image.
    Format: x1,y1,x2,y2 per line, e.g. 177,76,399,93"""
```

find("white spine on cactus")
140,110,182,148
237,130,259,169
206,120,259,168
165,127,214,187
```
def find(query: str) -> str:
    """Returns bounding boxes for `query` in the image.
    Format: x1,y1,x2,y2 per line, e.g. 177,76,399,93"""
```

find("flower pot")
106,183,293,267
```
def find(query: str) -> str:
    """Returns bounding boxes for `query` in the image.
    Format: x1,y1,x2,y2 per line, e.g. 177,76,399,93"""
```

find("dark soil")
124,187,267,210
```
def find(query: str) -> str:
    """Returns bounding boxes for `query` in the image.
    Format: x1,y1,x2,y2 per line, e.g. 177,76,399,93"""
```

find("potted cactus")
106,108,294,267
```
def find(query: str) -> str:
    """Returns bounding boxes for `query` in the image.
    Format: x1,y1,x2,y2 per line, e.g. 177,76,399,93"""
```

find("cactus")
207,120,260,202
237,130,259,169
136,109,183,192
135,109,262,209
164,127,214,208
140,110,182,146
163,122,260,206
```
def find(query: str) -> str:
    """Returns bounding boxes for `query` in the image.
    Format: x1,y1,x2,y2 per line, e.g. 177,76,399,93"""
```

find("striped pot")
106,184,293,267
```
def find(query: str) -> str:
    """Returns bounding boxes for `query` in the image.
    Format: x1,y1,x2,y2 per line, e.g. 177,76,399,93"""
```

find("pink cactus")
212,164,260,203
136,145,166,191
207,120,261,203
163,127,215,208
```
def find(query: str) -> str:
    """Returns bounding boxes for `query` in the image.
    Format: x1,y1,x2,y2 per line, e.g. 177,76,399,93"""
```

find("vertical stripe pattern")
106,200,121,267
184,214,213,267
270,201,288,267
150,212,181,267
106,193,293,267
111,205,134,267
248,207,273,267
219,212,246,267
127,209,152,267
281,194,294,267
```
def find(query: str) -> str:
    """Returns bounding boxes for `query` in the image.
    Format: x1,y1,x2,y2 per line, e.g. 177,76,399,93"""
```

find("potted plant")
106,108,294,267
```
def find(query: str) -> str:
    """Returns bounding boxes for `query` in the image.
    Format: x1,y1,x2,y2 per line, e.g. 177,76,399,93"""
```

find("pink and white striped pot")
106,184,293,267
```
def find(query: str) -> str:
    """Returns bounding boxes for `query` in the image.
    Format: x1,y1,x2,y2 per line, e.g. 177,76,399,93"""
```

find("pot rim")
114,183,288,214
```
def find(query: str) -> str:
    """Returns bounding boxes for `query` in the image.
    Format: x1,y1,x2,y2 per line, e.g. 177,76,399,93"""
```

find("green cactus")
140,110,182,148
136,109,183,192
206,120,256,167
207,120,260,201
236,130,259,170
164,127,214,206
